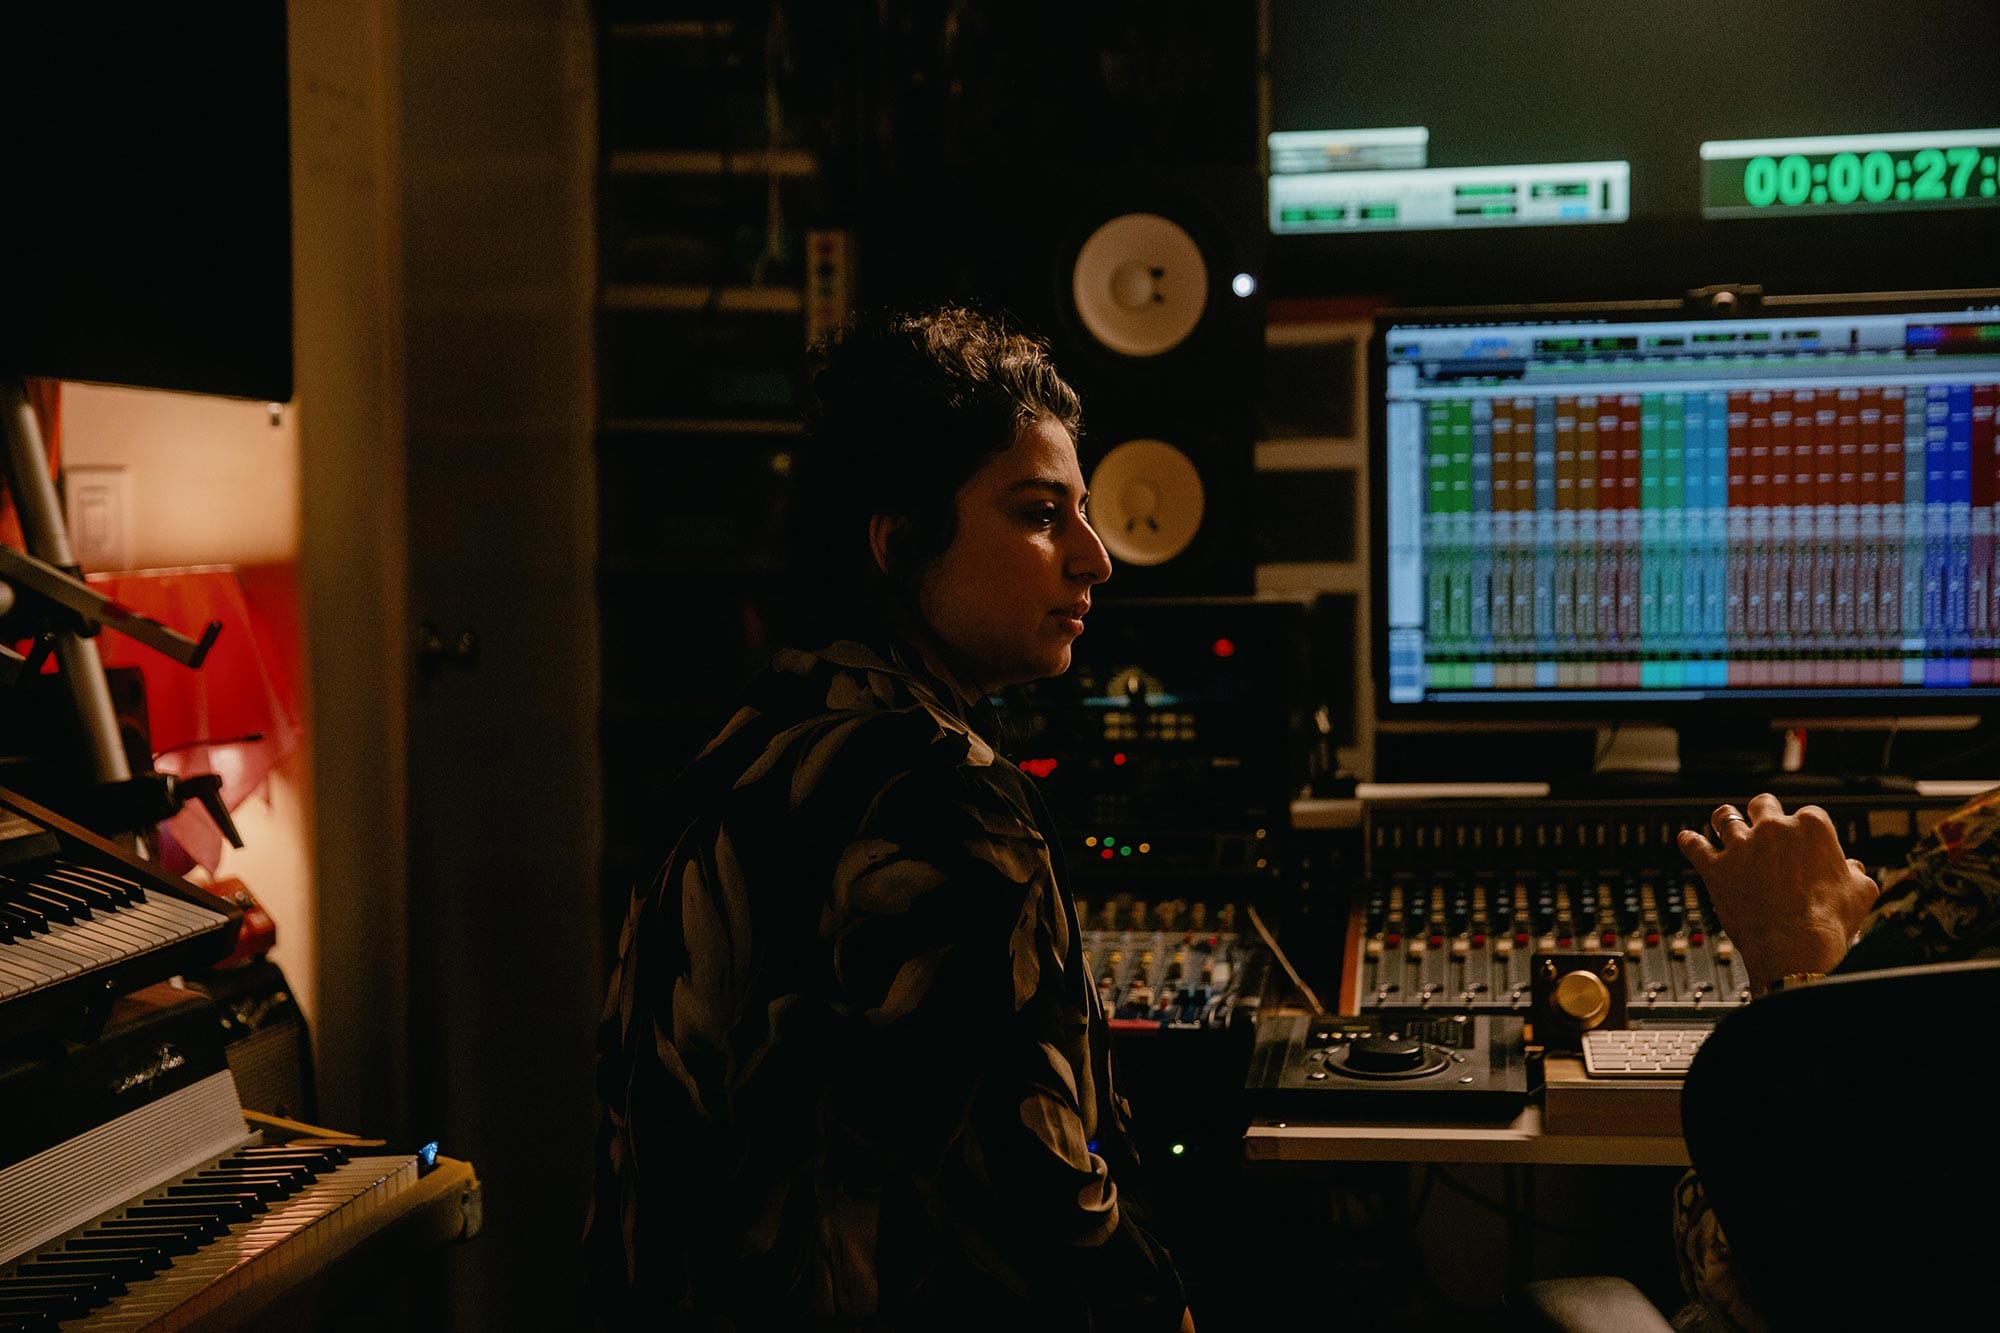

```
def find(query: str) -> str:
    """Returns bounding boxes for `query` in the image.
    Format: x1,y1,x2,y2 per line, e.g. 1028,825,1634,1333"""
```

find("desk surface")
1243,1105,1690,1167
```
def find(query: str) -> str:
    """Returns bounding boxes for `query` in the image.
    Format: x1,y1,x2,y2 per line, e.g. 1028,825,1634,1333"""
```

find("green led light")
1171,1143,1186,1156
1120,846,1132,857
1102,837,1116,848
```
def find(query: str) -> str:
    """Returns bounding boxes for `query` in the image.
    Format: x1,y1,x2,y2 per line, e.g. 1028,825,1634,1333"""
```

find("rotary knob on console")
1553,967,1613,1028
1346,1033,1430,1074
1531,953,1629,1051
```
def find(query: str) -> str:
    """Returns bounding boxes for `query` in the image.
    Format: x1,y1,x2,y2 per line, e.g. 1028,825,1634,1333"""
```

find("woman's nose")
1072,519,1113,585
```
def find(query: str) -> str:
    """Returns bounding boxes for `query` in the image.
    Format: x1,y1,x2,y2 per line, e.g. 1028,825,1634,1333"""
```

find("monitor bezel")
1367,286,2000,725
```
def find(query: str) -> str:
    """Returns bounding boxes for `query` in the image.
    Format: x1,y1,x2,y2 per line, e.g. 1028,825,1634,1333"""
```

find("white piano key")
1,933,88,979
65,1157,417,1332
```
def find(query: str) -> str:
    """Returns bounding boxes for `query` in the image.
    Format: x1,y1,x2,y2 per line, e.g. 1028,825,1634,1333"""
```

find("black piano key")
0,1315,58,1332
0,1290,95,1318
179,1175,291,1200
27,884,93,921
38,872,121,910
162,1186,267,1213
17,890,79,925
53,862,148,904
0,902,47,934
197,1164,312,1185
91,1216,225,1240
231,1145,348,1166
18,1247,156,1272
63,1232,189,1248
0,1264,109,1288
191,1177,310,1202
13,1254,145,1286
125,1198,256,1223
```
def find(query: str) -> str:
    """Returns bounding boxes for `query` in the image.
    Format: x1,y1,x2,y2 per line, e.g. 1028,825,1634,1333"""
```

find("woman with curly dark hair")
587,307,1192,1331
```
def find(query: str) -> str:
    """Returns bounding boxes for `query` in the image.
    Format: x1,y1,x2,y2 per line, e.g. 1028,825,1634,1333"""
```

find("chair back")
1679,957,2000,1330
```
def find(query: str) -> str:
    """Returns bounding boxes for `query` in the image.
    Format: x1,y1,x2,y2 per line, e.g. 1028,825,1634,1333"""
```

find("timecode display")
1701,129,2000,219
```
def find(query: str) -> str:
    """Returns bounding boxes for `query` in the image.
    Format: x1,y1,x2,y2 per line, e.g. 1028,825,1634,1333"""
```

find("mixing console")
1348,792,1964,1019
1078,898,1266,1029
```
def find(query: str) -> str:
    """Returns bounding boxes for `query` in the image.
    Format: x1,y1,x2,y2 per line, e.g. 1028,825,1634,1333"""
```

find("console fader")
1077,897,1266,1029
1351,793,1965,1020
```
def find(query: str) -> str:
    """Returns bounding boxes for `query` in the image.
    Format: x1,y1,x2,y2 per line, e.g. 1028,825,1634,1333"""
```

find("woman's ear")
867,513,902,576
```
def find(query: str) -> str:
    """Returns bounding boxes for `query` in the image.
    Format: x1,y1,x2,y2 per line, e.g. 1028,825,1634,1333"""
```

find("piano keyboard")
0,791,237,1046
0,864,226,999
3,983,481,1331
0,1144,421,1332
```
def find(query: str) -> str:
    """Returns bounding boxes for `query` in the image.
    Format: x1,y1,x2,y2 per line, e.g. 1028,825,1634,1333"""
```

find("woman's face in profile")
915,415,1113,693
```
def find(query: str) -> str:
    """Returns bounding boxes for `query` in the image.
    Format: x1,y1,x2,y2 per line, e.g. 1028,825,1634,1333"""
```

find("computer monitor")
1371,289,2000,730
1263,0,2000,303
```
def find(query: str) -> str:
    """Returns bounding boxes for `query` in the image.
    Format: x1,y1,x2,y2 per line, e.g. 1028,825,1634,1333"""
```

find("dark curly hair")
786,305,1083,639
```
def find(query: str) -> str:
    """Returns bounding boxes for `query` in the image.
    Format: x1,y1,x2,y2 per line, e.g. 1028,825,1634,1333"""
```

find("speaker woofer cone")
1069,212,1209,358
1088,438,1206,567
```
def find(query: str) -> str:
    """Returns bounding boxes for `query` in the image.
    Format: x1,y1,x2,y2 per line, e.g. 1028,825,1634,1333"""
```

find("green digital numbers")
1946,145,1980,195
1860,150,1895,202
1776,153,1812,205
1743,155,1779,207
1911,148,1947,199
1711,132,2000,217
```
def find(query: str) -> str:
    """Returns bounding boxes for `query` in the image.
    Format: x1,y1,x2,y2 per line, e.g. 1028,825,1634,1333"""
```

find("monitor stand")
1575,722,1918,798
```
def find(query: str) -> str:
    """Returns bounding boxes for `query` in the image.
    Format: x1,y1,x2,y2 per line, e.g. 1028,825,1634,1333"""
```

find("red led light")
1020,757,1059,779
1112,752,1127,766
1100,848,1114,860
1211,638,1236,658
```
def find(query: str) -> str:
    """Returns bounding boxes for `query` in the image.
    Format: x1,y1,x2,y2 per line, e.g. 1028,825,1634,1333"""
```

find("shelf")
1255,439,1365,472
608,148,818,178
601,284,803,314
1253,562,1365,596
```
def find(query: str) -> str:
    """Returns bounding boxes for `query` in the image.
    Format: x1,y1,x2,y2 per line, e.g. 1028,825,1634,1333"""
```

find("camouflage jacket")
1675,784,2000,1332
585,640,1183,1331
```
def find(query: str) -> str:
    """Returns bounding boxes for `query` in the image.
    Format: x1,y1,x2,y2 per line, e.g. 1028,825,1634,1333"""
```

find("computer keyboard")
1580,1026,1712,1078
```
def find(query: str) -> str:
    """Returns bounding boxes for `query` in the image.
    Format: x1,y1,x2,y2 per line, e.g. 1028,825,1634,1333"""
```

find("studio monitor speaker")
863,168,1264,596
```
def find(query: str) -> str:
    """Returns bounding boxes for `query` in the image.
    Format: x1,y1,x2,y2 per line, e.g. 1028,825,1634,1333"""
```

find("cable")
1593,720,1623,769
1246,903,1326,1017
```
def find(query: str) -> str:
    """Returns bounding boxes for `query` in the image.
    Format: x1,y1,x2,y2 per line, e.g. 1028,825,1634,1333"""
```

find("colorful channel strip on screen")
1387,378,2000,696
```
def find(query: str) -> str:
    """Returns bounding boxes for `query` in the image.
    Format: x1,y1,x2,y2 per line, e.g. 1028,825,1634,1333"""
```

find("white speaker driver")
1088,438,1205,567
1069,212,1209,357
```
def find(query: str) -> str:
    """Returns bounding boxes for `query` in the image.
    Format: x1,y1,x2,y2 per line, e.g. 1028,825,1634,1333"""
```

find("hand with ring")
1675,793,1881,994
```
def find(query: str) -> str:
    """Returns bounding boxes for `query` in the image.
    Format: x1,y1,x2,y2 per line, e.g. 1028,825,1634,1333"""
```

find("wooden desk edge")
1243,1106,1690,1167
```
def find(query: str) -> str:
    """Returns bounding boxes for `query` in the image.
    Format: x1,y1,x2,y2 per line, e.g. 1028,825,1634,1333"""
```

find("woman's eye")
1025,507,1059,527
